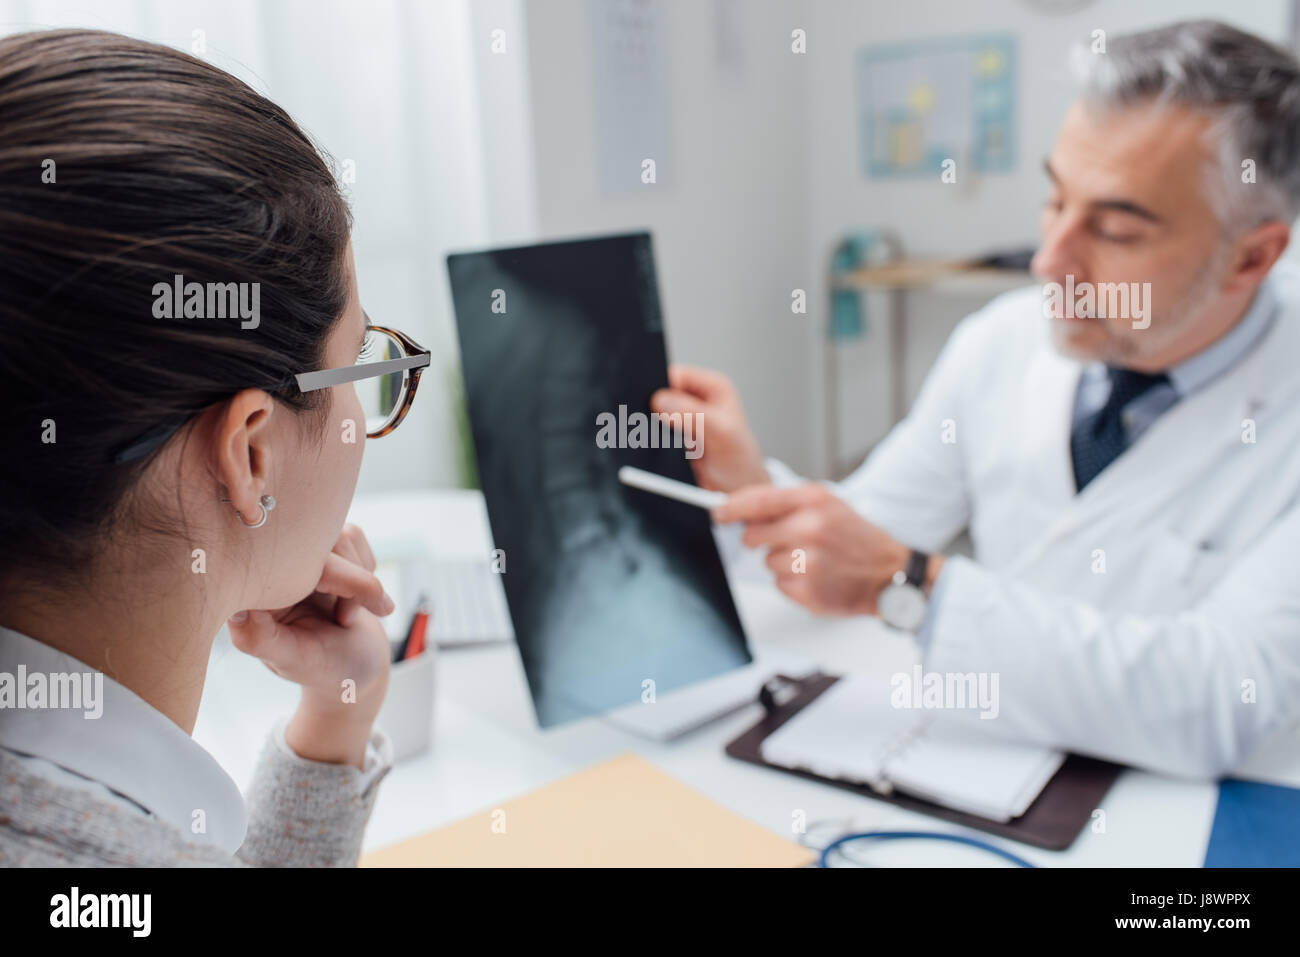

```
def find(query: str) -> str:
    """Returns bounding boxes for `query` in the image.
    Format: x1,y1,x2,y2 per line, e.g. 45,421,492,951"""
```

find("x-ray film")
447,232,752,728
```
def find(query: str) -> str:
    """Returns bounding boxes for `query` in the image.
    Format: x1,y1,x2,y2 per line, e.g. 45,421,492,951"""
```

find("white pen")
617,465,727,510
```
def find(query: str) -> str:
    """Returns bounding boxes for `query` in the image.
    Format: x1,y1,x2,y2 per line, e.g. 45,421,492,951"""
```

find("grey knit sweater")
0,726,393,866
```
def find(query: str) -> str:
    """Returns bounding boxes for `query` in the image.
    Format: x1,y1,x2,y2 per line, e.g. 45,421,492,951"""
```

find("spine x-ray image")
448,232,752,728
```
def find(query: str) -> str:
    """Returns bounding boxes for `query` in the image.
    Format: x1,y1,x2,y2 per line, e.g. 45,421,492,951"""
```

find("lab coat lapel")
1018,305,1300,561
1018,342,1082,514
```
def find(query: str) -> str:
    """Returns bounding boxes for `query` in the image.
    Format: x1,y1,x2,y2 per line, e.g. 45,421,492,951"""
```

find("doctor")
653,20,1300,779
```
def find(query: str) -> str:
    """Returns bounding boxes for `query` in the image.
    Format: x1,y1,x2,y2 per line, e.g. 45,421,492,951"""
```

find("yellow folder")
362,752,815,867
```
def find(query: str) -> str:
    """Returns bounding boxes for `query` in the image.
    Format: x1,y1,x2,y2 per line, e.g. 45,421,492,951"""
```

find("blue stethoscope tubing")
817,830,1037,868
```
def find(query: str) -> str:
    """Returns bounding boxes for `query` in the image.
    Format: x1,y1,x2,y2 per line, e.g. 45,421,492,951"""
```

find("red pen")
402,601,431,661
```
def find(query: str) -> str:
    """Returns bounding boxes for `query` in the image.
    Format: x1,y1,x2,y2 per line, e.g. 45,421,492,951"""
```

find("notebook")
759,673,1064,823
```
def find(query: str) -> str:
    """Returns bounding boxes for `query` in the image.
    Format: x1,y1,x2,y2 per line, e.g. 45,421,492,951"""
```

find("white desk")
193,489,1300,867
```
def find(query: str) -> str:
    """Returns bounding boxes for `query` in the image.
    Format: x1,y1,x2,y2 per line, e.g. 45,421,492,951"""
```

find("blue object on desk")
1204,778,1300,867
819,830,1035,868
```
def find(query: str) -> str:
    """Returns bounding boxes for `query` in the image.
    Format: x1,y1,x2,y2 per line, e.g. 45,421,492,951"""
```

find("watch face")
879,583,927,632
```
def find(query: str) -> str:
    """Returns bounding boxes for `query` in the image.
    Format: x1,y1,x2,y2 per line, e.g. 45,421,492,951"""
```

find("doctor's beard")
1047,242,1232,367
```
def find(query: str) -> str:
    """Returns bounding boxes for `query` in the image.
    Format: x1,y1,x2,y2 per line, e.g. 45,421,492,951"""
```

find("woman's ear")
213,389,276,523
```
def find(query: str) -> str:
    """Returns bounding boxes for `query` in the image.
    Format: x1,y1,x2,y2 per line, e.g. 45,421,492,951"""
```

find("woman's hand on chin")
227,523,396,767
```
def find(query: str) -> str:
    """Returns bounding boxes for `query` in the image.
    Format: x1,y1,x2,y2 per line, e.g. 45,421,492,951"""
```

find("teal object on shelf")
830,232,875,341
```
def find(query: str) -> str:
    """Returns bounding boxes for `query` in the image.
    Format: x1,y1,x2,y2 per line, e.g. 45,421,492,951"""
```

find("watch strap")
905,549,929,589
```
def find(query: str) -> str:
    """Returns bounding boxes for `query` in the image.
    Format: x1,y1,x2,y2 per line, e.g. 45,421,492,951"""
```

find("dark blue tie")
1070,367,1170,492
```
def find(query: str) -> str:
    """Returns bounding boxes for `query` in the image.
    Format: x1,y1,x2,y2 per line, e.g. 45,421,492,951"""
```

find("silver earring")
220,494,276,529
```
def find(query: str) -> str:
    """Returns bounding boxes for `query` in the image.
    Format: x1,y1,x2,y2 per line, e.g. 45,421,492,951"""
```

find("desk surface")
193,489,1300,867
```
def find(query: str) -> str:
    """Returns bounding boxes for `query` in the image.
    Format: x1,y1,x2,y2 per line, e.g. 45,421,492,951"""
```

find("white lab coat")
767,264,1300,780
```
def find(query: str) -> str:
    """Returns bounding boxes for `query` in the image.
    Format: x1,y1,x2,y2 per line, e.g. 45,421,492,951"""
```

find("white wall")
519,0,817,474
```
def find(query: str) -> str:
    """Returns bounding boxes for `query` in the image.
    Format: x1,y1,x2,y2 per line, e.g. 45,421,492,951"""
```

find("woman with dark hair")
0,29,430,866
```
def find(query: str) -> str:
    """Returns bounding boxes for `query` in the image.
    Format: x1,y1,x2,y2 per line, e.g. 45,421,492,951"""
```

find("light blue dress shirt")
915,279,1280,648
1071,281,1278,443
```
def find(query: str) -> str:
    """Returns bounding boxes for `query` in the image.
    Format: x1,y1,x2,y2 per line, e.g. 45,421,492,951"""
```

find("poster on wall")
591,0,674,194
857,34,1017,178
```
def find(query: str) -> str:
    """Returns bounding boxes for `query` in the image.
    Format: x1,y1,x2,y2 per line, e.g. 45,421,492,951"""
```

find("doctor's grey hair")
1071,19,1300,234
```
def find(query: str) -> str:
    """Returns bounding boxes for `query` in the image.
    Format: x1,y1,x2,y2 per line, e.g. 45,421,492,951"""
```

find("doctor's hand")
650,364,770,492
713,483,924,616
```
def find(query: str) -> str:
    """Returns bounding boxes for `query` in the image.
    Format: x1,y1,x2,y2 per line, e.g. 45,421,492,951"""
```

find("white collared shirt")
0,625,250,853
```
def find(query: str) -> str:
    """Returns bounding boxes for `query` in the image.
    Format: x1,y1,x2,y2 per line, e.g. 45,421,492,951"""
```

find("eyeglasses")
111,320,432,464
307,323,431,438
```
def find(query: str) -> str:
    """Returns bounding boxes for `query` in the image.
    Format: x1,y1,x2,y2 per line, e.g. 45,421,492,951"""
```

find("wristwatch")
877,549,930,632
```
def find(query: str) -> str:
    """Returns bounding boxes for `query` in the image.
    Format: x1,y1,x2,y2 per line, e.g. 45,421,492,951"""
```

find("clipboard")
726,673,1124,851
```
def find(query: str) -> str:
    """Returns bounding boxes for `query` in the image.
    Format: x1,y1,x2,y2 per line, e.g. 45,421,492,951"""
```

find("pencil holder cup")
376,646,436,762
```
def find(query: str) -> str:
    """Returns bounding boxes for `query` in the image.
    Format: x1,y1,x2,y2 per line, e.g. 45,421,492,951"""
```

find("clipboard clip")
757,674,808,715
